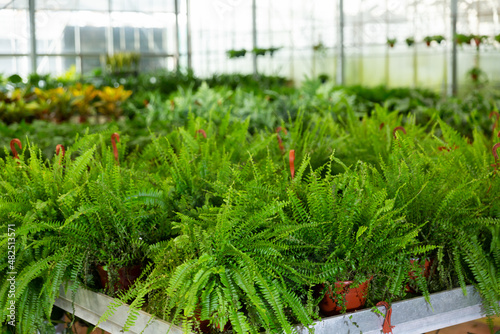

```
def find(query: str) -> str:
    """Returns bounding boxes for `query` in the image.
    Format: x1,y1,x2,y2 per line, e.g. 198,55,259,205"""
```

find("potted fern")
288,157,423,315
113,157,316,332
74,163,161,295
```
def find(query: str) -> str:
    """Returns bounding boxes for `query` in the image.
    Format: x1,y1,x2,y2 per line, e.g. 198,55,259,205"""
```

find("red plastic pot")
406,258,433,293
195,308,231,334
96,264,142,292
318,278,371,316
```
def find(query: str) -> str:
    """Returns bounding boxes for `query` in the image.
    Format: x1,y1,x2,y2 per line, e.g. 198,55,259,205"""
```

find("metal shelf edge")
55,284,497,334
54,283,184,334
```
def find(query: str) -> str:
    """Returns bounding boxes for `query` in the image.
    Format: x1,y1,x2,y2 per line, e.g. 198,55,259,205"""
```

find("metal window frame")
5,0,467,94
8,0,180,75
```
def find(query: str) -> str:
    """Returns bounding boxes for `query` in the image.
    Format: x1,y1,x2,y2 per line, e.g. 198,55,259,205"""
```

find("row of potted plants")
389,33,500,47
226,47,281,59
0,96,499,333
0,83,132,124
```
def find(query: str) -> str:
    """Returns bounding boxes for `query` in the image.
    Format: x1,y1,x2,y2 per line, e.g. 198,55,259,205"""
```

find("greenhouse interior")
1,0,500,333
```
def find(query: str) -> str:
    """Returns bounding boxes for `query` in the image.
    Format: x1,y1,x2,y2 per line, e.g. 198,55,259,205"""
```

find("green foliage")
1,74,500,333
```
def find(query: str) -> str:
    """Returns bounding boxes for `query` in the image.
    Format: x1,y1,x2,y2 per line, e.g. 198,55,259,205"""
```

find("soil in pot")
318,278,371,316
96,264,142,292
198,320,231,334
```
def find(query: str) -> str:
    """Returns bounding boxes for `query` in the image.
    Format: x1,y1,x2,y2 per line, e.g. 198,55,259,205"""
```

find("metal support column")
186,0,192,70
337,0,345,85
450,0,458,96
75,25,82,74
174,0,180,71
252,0,258,76
28,0,36,73
107,0,113,56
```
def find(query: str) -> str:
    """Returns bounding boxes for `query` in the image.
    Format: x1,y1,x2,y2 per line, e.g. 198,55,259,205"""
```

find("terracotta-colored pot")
96,264,142,292
195,308,231,333
406,258,433,293
318,278,371,316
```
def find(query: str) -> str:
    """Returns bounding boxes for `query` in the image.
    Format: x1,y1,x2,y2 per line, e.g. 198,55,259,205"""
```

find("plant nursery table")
54,284,495,334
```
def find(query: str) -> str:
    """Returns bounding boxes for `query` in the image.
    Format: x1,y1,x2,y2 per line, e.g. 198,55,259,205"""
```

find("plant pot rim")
327,275,374,286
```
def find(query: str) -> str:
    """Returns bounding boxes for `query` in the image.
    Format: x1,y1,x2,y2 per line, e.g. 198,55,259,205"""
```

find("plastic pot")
318,278,371,316
406,258,433,293
96,264,142,292
195,308,231,334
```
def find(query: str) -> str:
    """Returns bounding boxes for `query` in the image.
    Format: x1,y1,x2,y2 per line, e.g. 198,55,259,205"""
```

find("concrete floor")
426,317,500,334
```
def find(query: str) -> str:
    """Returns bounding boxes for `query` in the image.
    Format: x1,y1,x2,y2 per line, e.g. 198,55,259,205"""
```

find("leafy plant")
94,86,133,120
386,38,396,48
226,49,247,59
313,42,327,54
423,36,433,46
251,47,281,57
467,66,487,84
455,33,473,45
433,35,445,44
101,156,317,333
103,52,141,75
471,34,489,48
287,155,430,302
405,37,415,47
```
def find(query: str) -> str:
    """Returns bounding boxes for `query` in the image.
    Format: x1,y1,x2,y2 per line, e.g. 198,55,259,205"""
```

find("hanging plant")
386,38,396,48
495,34,500,44
251,47,282,57
252,47,267,57
433,35,445,44
267,47,281,57
455,33,472,45
467,66,486,83
405,37,415,47
423,36,433,47
471,34,488,48
226,49,247,59
313,42,327,54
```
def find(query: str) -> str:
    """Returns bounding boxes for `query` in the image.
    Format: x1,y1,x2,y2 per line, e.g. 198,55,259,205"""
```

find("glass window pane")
140,56,167,71
0,9,30,54
37,56,76,75
111,0,174,13
36,0,108,11
81,56,101,74
0,56,30,76
80,27,107,53
0,0,28,9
